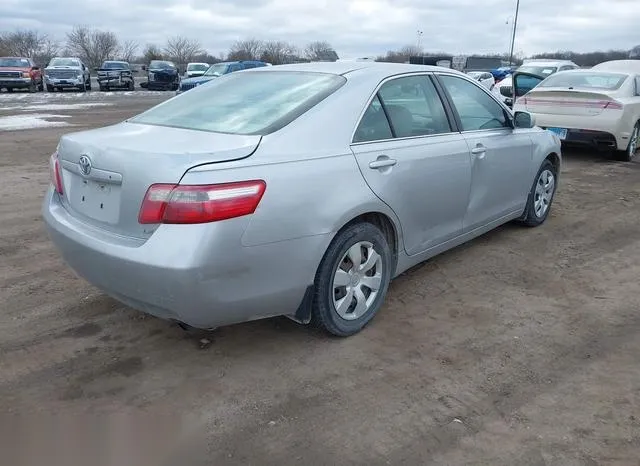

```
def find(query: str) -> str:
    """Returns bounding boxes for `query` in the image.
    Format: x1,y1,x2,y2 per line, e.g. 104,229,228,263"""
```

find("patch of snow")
0,113,73,131
23,103,113,111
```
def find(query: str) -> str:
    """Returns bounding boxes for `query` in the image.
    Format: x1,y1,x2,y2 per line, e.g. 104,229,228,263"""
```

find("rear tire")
46,84,54,92
312,222,392,337
615,121,639,162
128,80,134,91
38,79,44,91
518,159,557,227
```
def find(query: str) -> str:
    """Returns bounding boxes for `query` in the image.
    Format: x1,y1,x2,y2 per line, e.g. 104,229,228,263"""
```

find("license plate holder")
546,127,568,140
70,178,120,224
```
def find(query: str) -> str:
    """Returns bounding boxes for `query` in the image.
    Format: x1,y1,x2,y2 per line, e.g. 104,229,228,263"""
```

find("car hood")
181,76,217,85
46,65,82,71
0,66,31,72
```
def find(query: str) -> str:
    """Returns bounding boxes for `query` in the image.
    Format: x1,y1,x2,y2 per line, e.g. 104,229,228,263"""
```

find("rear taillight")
603,101,623,110
49,152,63,195
138,180,266,224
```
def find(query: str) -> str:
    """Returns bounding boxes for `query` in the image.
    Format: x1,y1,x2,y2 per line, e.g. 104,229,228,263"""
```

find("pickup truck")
96,61,135,91
0,57,43,92
44,57,91,92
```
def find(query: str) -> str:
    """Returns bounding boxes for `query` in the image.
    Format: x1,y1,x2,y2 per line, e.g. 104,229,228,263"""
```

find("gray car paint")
43,62,561,329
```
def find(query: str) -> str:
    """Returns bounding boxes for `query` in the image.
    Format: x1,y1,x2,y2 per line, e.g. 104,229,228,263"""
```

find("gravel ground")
1,93,639,465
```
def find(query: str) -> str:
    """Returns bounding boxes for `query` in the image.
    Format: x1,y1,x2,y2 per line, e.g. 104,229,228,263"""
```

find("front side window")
439,75,508,131
131,71,346,135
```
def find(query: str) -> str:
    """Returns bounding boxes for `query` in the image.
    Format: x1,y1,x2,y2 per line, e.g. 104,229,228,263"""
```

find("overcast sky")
1,0,638,58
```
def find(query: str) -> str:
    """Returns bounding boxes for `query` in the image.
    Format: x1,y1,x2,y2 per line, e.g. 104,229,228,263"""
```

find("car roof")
592,60,640,73
520,60,576,67
249,61,460,78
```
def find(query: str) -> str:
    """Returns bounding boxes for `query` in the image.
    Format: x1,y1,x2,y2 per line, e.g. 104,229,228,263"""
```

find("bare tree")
66,26,119,68
142,44,164,63
304,41,338,61
164,36,203,65
119,39,139,63
260,40,297,65
0,29,59,65
227,38,263,61
376,44,423,63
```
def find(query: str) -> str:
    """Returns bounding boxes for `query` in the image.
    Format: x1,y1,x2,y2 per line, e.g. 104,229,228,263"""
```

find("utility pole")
508,0,520,65
416,30,424,51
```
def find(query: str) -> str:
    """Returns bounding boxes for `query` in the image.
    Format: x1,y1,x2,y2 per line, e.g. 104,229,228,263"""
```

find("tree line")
1,27,638,69
0,27,339,69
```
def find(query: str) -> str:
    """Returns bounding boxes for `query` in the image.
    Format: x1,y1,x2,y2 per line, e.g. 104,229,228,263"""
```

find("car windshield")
102,62,128,70
0,58,30,67
204,63,230,76
518,65,558,76
150,61,175,69
539,72,628,90
130,71,346,135
188,64,209,72
49,58,80,67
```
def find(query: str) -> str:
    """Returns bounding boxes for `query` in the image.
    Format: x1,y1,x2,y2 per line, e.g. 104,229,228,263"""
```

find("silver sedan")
43,62,561,336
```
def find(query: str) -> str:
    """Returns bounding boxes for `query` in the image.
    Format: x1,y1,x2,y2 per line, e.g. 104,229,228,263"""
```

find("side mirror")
514,111,535,129
32,66,40,71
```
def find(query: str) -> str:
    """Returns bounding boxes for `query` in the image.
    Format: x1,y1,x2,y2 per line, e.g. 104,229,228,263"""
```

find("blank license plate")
547,127,567,140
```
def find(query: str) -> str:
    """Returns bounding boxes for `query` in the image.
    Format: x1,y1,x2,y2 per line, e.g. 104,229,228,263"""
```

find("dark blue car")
177,60,269,94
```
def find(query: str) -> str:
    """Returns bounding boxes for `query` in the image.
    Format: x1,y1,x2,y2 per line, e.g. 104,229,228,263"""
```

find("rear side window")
354,75,451,142
131,71,346,135
353,95,393,143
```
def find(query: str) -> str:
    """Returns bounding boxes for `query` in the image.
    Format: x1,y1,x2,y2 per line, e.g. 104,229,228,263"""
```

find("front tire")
312,223,392,337
615,121,639,162
46,84,54,92
518,159,557,227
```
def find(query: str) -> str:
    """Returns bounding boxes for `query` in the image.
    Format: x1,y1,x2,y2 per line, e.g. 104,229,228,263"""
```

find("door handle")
369,158,397,169
471,146,486,155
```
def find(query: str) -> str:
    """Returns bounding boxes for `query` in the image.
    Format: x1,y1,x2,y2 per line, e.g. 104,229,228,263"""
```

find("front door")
437,74,533,231
350,74,472,256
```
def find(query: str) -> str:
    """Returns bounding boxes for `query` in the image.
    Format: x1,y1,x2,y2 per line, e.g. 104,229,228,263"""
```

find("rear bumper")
525,112,631,151
0,78,32,89
42,188,327,329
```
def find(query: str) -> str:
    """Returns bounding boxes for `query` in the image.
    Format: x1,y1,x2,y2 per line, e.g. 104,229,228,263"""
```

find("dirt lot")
1,93,639,465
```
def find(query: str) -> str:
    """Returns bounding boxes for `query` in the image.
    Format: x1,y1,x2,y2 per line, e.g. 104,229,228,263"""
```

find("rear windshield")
539,72,628,90
130,71,347,135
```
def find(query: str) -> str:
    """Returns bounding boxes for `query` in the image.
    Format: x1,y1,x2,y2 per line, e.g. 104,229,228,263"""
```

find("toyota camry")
43,62,561,336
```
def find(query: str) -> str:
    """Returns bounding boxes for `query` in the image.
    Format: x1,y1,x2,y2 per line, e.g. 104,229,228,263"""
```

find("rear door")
350,74,472,256
436,73,533,230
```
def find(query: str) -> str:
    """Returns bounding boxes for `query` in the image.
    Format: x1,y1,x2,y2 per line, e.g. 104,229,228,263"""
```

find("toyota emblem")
78,155,92,176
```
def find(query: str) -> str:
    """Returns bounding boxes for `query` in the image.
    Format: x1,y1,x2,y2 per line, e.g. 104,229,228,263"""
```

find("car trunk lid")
56,122,261,239
519,88,623,116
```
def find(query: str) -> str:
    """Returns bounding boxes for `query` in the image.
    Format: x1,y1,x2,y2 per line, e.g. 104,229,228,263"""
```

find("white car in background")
184,62,210,79
513,60,640,161
467,71,495,90
494,59,580,104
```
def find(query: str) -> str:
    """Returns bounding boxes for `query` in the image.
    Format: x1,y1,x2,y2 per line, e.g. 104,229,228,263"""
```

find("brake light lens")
49,152,63,195
139,180,266,224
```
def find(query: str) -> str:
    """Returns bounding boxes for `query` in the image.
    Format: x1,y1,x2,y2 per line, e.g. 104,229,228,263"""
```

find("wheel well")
546,152,560,173
342,212,399,266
